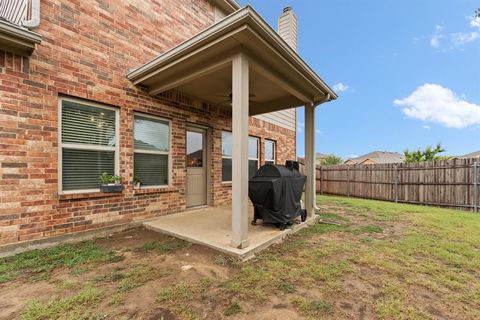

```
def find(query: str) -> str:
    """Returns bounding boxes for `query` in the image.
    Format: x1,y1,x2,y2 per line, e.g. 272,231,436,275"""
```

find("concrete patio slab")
143,206,319,260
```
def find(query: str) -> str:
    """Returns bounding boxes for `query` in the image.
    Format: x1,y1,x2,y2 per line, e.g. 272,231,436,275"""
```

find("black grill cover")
248,164,306,225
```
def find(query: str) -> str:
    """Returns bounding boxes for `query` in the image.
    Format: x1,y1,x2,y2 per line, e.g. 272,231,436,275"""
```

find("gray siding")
254,109,296,132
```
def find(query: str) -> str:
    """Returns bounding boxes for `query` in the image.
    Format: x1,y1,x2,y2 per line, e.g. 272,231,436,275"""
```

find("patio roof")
128,5,336,249
127,5,337,116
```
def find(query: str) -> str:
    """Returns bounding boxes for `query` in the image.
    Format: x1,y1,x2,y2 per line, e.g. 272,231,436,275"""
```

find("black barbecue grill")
248,161,307,229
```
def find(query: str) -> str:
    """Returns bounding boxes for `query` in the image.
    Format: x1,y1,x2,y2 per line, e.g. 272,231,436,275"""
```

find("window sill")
133,186,177,195
59,191,123,201
221,181,232,186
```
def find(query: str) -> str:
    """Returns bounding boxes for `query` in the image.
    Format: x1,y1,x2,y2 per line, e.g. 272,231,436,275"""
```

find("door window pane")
187,131,204,168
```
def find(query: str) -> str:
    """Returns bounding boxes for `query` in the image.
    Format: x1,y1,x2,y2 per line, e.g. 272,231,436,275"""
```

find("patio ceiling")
127,6,337,116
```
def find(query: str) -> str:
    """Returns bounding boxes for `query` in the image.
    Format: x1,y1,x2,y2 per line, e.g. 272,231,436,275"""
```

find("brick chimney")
278,6,298,52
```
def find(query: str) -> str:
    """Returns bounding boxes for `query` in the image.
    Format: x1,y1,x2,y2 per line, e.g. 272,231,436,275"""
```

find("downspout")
22,0,40,28
312,93,331,213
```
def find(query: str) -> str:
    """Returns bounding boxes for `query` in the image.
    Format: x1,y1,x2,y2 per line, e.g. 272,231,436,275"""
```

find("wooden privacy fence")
301,158,480,211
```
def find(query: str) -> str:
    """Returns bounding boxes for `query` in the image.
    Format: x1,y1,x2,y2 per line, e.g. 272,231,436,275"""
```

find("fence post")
320,166,323,195
394,165,398,203
347,166,350,198
474,161,478,213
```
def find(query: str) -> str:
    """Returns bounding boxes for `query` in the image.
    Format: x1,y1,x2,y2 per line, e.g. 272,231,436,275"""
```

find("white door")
186,128,207,207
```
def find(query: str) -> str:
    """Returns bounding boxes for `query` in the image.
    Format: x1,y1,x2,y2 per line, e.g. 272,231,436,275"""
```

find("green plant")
403,143,448,163
99,172,121,184
319,154,343,166
133,176,142,185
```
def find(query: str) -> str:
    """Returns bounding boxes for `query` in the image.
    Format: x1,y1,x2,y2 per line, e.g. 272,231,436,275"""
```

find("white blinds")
62,101,116,146
62,149,115,191
61,100,117,192
134,116,169,152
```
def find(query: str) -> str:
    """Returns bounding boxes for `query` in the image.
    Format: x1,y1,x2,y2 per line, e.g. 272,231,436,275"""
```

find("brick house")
0,0,336,249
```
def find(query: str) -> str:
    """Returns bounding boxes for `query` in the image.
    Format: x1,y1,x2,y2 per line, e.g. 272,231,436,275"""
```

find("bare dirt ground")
1,195,480,319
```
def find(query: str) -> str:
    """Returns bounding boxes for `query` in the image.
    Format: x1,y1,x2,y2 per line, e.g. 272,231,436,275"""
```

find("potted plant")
133,176,142,189
99,172,124,193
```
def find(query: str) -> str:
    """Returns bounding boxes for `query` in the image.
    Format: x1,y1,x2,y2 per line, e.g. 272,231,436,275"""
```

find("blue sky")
239,0,480,159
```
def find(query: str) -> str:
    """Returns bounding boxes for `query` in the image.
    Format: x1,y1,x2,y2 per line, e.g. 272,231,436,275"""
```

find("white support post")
304,104,316,217
231,53,250,249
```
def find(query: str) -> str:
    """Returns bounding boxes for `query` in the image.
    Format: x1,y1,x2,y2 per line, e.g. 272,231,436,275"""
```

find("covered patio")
127,6,336,251
143,206,317,260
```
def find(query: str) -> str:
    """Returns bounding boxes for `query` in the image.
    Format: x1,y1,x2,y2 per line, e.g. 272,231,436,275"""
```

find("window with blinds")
134,115,170,187
265,139,276,165
60,99,118,192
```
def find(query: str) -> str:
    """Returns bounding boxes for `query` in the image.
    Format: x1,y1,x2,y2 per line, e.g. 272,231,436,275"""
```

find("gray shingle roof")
462,151,480,158
345,151,405,164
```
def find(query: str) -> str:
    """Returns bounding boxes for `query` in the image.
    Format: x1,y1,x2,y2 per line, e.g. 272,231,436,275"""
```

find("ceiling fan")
215,92,257,105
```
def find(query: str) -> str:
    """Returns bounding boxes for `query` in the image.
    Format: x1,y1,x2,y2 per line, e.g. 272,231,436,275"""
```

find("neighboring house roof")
297,153,329,163
345,151,405,164
462,151,480,158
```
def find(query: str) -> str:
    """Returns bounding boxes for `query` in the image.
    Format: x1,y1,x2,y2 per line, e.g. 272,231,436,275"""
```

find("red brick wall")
0,0,296,246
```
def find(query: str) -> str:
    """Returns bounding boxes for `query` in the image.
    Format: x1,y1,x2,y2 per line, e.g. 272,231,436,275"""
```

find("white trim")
62,143,115,152
133,112,172,187
58,97,120,195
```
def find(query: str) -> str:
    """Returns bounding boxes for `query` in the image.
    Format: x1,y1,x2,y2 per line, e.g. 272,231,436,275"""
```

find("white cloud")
430,17,480,50
297,121,304,133
451,32,479,46
422,125,431,130
394,83,480,128
430,24,444,48
345,154,358,159
315,129,323,135
333,82,349,93
470,16,480,29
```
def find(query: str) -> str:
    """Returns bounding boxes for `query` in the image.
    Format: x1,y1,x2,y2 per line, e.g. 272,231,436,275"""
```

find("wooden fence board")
300,158,480,211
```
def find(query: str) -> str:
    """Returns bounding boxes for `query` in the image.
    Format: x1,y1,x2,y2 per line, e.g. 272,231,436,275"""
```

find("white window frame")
133,112,172,188
58,97,120,195
221,131,233,183
265,139,276,165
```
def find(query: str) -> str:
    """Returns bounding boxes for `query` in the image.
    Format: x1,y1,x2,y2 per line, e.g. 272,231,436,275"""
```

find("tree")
319,154,343,166
476,9,480,18
404,143,447,163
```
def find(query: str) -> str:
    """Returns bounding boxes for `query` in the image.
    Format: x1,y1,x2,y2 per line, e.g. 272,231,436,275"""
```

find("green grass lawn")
1,195,480,319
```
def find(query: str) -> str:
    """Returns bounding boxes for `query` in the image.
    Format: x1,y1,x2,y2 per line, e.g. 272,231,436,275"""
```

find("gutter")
22,0,40,28
0,19,42,43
